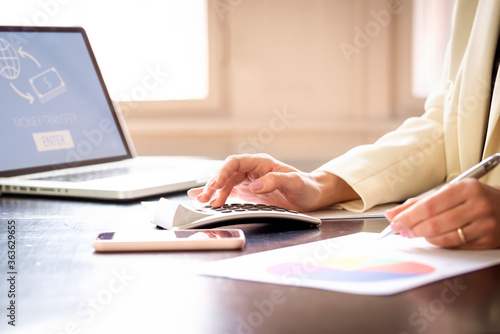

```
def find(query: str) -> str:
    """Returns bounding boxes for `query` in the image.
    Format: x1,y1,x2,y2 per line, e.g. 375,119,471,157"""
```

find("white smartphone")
93,229,246,252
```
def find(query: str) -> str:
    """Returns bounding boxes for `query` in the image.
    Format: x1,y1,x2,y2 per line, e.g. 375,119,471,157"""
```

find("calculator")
151,198,322,230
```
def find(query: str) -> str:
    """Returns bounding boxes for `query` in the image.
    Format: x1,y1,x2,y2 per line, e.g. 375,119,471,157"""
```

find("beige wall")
124,0,425,171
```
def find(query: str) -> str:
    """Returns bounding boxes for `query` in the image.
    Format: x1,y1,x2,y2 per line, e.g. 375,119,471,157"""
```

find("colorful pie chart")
266,258,435,282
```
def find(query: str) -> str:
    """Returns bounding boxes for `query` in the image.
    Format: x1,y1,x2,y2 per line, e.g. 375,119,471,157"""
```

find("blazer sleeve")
314,40,454,212
314,104,447,212
314,0,482,212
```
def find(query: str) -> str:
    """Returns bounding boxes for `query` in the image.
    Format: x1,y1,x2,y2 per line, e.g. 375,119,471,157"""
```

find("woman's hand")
188,153,359,212
385,179,500,250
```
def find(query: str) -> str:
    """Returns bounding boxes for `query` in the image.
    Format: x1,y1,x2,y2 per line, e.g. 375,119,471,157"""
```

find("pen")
377,153,500,240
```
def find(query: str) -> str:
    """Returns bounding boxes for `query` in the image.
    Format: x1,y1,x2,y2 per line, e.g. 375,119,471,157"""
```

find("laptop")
0,26,222,200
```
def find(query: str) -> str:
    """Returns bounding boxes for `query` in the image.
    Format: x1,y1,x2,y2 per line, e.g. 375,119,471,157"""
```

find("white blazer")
317,0,500,211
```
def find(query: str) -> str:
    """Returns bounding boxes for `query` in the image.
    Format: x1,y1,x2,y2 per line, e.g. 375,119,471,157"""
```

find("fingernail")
391,221,402,232
400,229,410,238
197,190,206,200
249,181,263,191
209,195,219,207
209,177,218,188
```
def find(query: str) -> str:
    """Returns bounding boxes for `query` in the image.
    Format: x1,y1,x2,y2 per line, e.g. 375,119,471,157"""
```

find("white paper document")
197,232,500,295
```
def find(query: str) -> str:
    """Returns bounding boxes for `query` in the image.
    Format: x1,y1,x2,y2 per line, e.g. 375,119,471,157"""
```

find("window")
0,0,209,102
412,0,454,98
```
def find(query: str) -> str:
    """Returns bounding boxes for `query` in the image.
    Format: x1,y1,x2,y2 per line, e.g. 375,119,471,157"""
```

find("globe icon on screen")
0,38,21,80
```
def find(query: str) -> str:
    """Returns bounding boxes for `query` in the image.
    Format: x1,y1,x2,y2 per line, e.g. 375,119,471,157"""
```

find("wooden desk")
1,194,499,334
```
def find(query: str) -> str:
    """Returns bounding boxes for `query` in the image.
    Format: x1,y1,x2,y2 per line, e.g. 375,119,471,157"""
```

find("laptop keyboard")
34,166,156,182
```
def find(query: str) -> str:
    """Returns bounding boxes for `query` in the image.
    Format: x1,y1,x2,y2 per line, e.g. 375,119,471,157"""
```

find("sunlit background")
0,0,208,101
0,0,455,170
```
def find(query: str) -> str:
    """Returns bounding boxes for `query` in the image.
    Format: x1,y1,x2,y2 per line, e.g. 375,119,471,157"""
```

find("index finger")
210,154,274,190
392,184,465,233
385,198,419,222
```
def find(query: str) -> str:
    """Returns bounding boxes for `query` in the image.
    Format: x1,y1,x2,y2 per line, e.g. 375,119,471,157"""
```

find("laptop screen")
0,26,130,177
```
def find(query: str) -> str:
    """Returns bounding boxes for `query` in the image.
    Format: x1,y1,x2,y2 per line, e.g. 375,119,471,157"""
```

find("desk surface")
0,193,499,334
